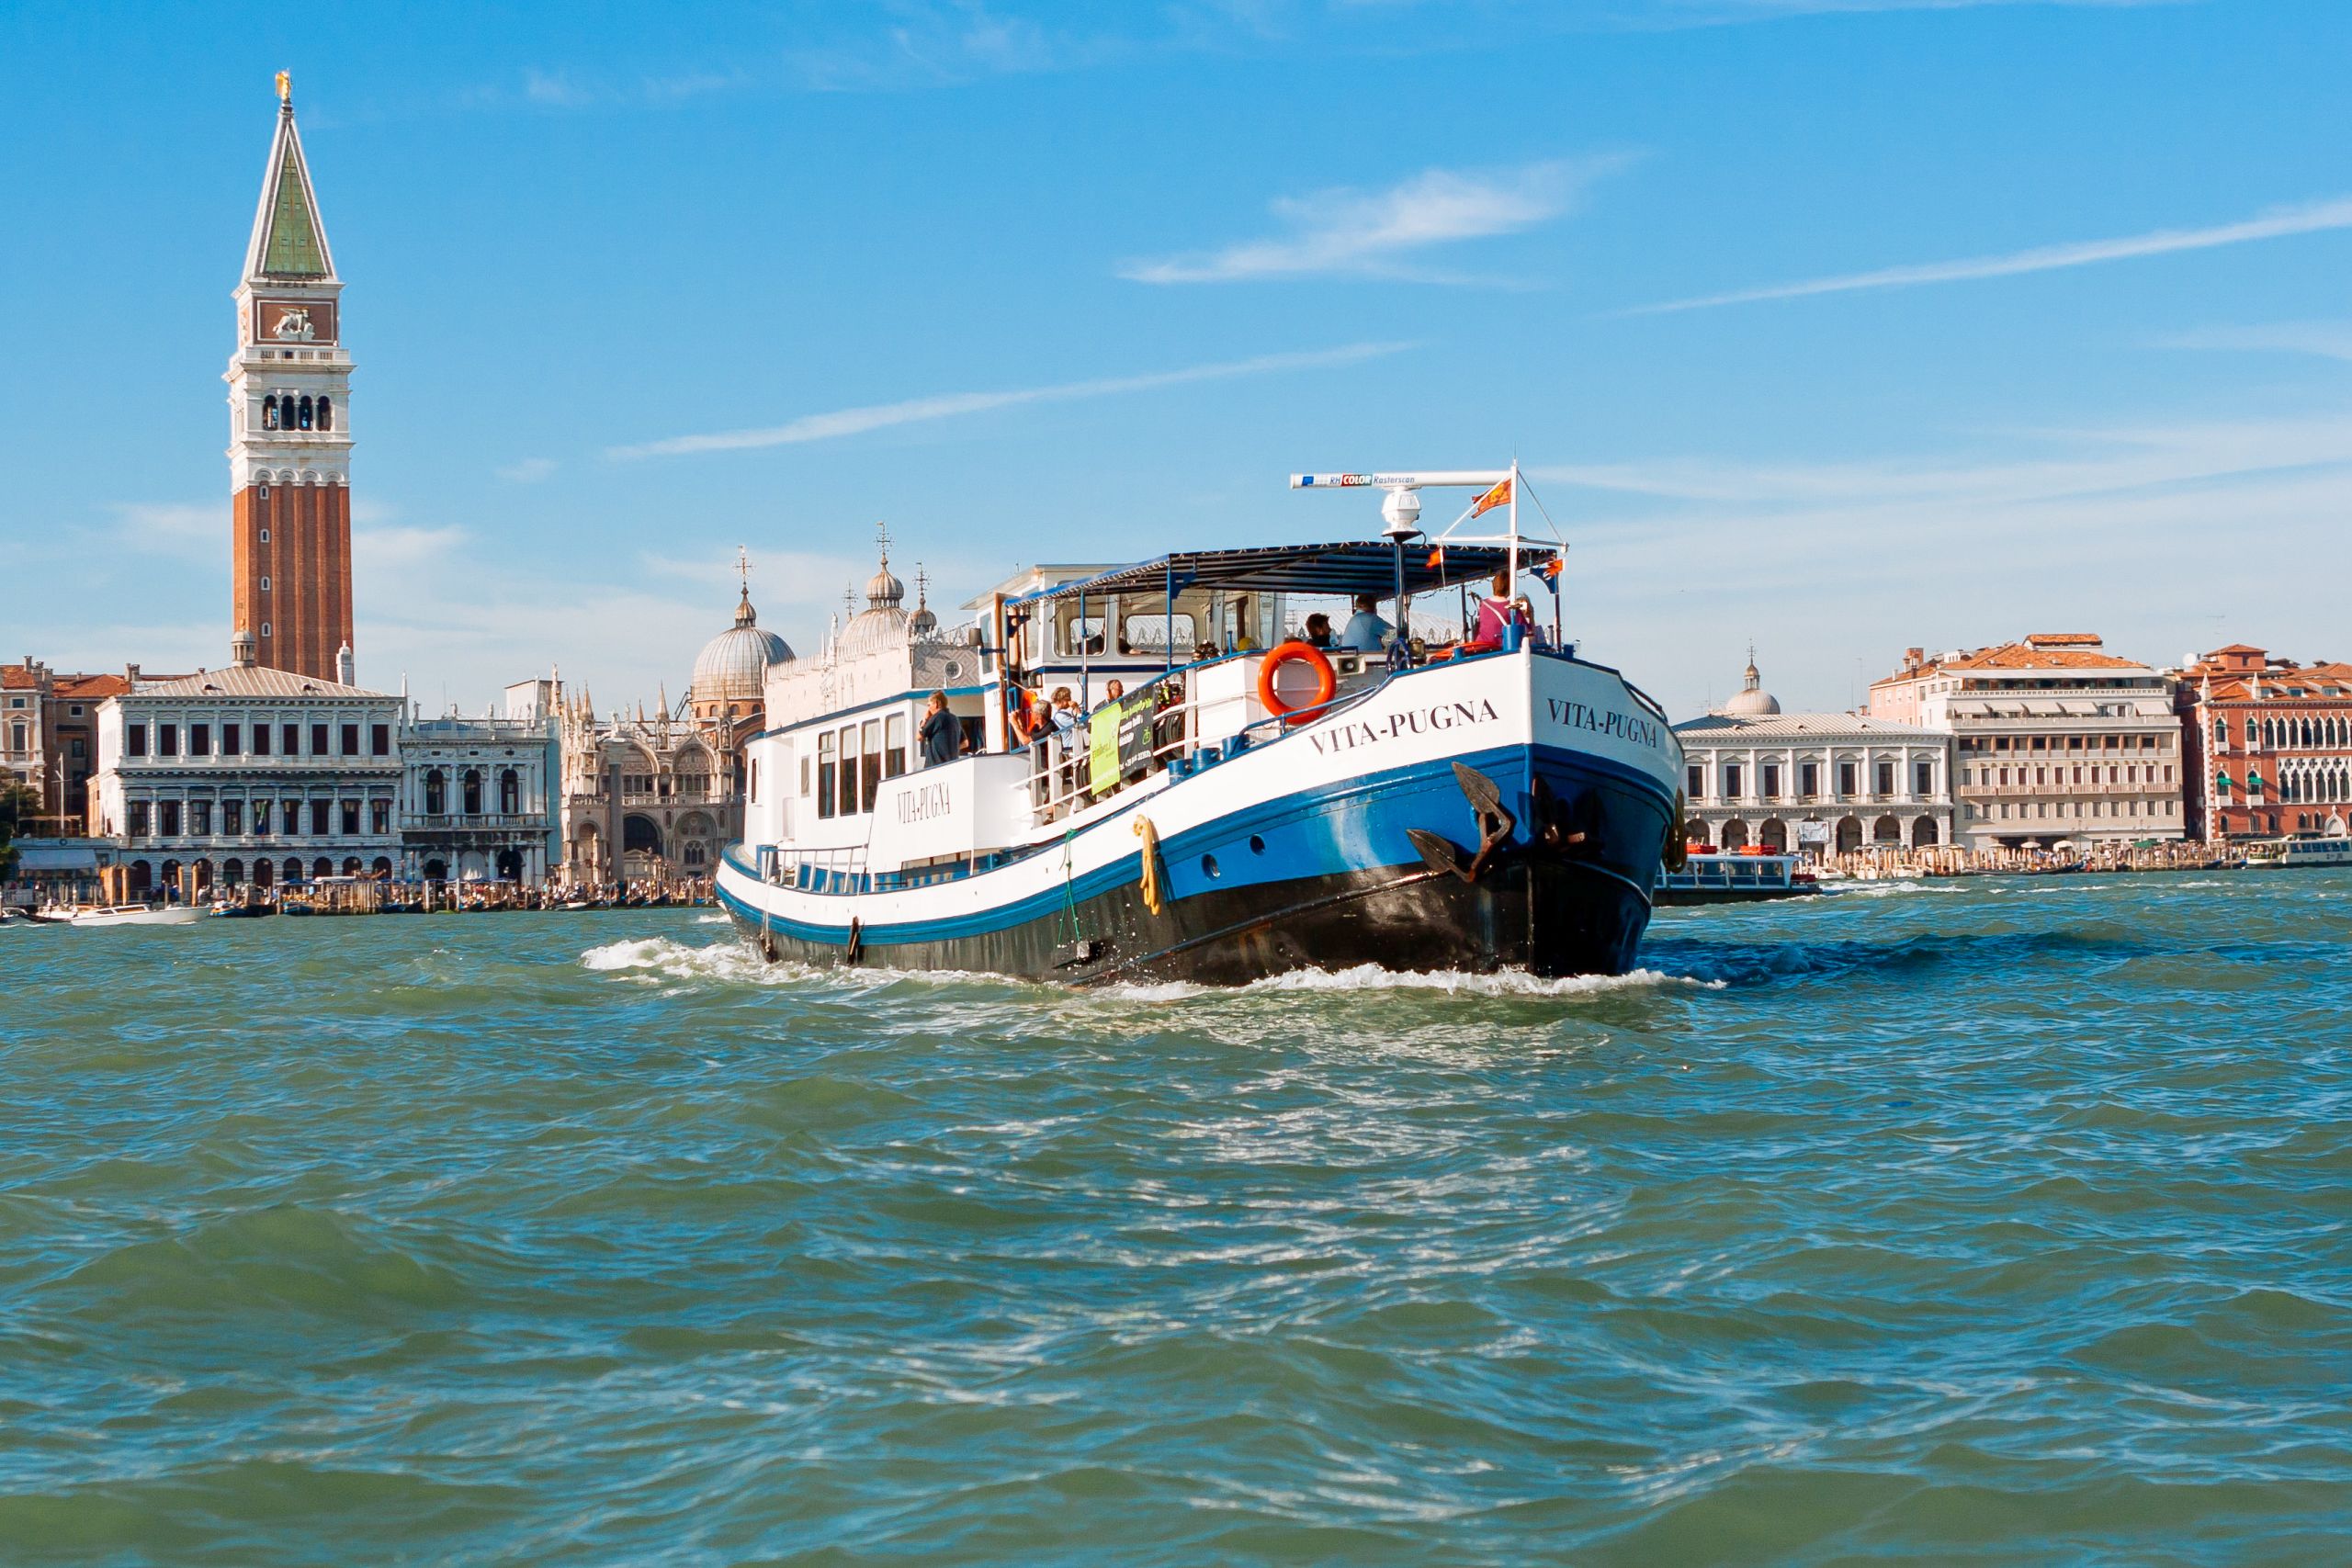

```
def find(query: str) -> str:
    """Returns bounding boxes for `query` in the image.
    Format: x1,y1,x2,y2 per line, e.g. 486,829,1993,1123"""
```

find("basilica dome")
1718,652,1781,716
691,587,793,705
837,539,912,659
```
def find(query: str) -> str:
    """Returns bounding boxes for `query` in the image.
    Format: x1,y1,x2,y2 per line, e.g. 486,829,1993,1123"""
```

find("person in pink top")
1470,570,1530,649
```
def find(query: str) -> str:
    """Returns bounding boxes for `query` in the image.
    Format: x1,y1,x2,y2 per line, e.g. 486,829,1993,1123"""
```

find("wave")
583,937,1721,1001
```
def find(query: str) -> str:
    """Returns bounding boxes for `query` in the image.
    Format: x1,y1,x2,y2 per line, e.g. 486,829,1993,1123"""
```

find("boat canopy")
1000,540,1560,610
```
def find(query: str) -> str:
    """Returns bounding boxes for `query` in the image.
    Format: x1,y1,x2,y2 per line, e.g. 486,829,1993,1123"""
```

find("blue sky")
6,0,2348,718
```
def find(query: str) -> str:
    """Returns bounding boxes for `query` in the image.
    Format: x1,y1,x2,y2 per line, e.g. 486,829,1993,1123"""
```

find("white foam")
1099,964,1722,1001
582,937,1715,1000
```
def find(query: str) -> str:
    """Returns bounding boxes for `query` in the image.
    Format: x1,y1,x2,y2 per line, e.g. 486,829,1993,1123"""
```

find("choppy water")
4,872,2350,1564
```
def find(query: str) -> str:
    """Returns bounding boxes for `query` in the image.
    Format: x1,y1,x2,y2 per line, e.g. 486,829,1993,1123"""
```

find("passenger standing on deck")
1472,571,1530,649
920,691,960,767
1303,613,1334,649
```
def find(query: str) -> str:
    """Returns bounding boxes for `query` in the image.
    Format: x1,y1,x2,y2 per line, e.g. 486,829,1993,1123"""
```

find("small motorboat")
67,904,209,928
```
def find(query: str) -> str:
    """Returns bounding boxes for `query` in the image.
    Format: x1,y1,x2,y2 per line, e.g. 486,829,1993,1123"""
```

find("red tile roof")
54,673,129,698
0,665,38,690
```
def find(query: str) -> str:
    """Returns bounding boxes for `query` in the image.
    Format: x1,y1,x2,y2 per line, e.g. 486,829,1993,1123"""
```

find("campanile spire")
225,73,355,681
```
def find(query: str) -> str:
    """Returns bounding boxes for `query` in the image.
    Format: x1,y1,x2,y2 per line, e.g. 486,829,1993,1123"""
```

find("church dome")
1718,651,1781,716
865,560,905,610
691,587,792,704
908,566,939,637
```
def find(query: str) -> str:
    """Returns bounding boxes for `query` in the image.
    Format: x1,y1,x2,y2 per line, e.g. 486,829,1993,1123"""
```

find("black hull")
728,850,1652,986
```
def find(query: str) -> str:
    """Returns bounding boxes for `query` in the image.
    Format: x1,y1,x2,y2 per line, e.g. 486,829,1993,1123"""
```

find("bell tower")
226,73,354,682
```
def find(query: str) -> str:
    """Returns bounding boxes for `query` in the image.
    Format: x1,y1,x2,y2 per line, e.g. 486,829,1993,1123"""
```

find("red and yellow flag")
1470,476,1512,518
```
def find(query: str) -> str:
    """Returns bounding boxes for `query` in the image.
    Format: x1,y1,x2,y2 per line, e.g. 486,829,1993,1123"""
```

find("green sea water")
3,872,2348,1564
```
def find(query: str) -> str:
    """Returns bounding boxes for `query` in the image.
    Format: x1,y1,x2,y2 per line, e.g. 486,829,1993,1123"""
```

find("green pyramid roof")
260,137,327,277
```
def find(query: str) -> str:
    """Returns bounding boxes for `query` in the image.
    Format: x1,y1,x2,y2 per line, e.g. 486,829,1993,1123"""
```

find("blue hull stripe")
721,740,1672,949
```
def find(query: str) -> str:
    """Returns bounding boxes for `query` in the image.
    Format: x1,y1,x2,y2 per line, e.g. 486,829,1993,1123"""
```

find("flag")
1471,477,1511,518
1538,557,1564,581
1426,547,1445,570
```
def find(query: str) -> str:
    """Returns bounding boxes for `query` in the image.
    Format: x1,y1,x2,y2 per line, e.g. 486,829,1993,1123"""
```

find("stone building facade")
1870,633,2184,851
3,660,130,832
397,681,560,883
92,638,404,894
556,572,794,890
1673,658,1954,854
2173,644,2352,840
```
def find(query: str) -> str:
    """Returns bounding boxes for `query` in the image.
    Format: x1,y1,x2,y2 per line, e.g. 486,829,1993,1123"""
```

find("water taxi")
1657,849,1816,905
2246,835,2352,869
65,903,209,928
719,467,1684,984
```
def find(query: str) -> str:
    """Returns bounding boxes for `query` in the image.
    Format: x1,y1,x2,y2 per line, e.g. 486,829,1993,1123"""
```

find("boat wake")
582,936,1718,1001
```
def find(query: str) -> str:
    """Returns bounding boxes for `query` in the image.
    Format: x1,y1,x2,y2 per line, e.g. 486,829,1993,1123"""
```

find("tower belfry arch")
226,73,355,681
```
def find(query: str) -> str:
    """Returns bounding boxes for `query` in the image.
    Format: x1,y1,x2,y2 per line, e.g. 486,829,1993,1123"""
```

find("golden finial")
276,71,291,105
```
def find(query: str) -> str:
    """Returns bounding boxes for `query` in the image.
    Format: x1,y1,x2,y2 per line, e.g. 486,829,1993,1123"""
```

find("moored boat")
720,467,1684,985
66,903,208,928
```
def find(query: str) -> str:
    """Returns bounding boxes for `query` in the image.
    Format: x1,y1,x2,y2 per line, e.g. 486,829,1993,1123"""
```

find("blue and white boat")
719,467,1684,984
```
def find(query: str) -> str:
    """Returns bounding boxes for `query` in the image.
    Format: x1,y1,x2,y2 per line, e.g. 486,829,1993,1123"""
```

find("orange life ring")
1259,641,1337,723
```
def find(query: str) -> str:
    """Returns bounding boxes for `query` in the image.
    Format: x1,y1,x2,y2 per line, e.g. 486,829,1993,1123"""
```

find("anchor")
1408,761,1519,884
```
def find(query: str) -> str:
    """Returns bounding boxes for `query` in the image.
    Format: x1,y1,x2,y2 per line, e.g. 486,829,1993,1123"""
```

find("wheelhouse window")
816,731,838,819
885,714,909,780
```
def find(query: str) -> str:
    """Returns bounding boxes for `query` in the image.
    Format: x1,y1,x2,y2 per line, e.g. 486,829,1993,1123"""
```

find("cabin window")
1125,613,1196,654
817,731,838,819
884,714,909,780
860,720,884,811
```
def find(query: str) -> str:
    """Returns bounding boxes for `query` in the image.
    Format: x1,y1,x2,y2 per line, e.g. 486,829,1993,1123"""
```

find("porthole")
1200,853,1220,879
1249,835,1266,854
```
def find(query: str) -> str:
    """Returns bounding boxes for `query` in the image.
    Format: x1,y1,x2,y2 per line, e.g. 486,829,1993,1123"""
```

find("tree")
0,780,40,883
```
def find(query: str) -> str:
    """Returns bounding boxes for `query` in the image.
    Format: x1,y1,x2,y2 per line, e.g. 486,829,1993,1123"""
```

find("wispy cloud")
112,502,221,559
1123,159,1627,285
608,341,1415,459
2164,320,2352,364
497,457,559,484
1627,194,2352,314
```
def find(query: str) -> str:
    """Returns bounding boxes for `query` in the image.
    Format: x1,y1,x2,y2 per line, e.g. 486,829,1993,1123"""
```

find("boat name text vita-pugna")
718,467,1685,985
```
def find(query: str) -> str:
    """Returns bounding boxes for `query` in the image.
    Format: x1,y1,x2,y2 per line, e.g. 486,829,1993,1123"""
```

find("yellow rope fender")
1133,816,1167,915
